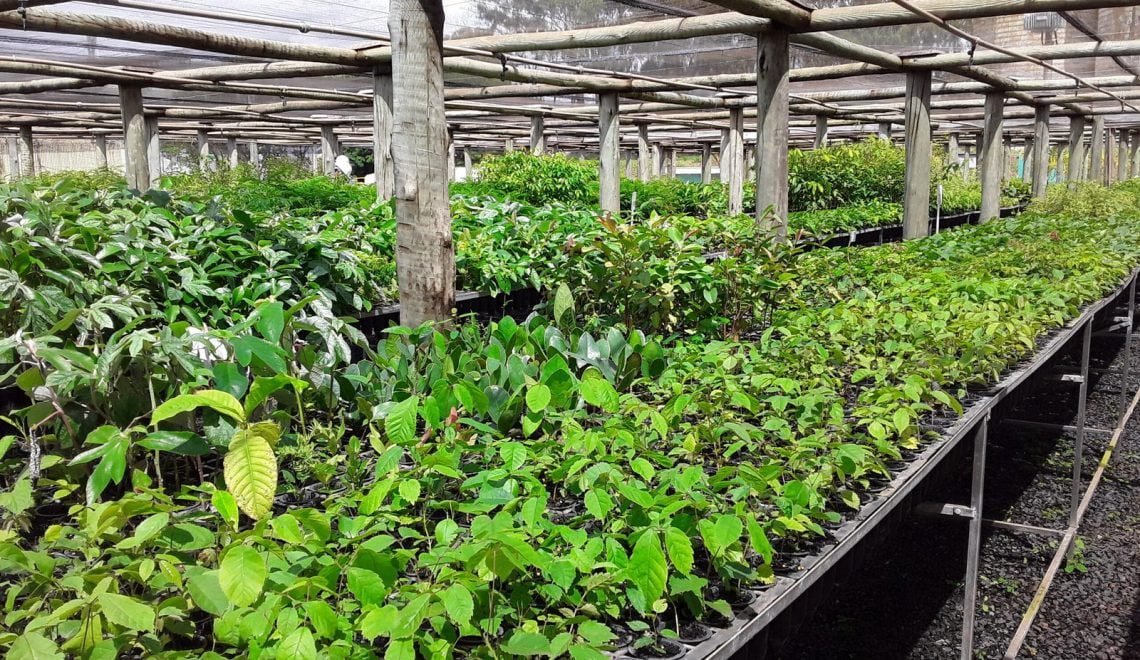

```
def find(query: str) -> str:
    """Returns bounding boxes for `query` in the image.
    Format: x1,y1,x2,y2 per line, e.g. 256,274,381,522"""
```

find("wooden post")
743,145,753,182
196,129,210,169
118,85,149,189
249,141,260,171
948,132,960,172
390,0,453,326
637,123,651,182
813,114,828,149
700,142,712,184
93,135,108,169
624,150,634,179
447,133,456,182
504,138,515,152
372,68,394,199
1021,138,1032,183
320,125,337,175
226,137,239,169
1131,130,1140,179
979,92,1003,223
1032,105,1049,198
1089,116,1105,184
963,138,974,182
903,70,931,240
1067,116,1086,185
756,29,790,236
146,116,161,183
463,148,472,181
727,107,745,215
651,143,663,178
1116,129,1129,182
598,91,620,214
4,136,15,181
1002,136,1013,183
310,142,320,173
668,148,677,178
877,121,892,141
530,115,546,155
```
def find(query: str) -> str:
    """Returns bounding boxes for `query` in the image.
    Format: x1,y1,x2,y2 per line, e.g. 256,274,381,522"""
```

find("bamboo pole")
979,92,1004,222
757,29,790,238
390,0,453,326
1032,106,1050,198
119,85,149,190
903,70,932,240
598,92,621,214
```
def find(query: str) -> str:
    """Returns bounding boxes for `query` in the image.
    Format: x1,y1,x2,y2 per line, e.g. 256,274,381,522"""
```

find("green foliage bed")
1,169,1139,658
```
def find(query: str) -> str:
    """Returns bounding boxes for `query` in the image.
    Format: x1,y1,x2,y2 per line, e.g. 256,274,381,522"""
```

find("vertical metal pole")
1069,322,1093,533
1120,276,1136,421
961,416,989,660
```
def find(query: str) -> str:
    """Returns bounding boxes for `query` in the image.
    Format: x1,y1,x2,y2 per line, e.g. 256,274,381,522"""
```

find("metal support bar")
915,502,976,519
1120,277,1136,419
1001,418,1112,436
961,416,989,660
982,519,1066,537
1069,322,1092,533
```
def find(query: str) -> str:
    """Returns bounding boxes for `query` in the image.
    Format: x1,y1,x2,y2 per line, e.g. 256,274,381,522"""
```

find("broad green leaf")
255,301,286,344
385,640,415,660
434,518,460,546
664,526,694,575
385,396,419,445
277,627,316,660
553,283,575,324
271,513,306,544
358,604,397,641
5,632,63,660
525,383,551,413
223,429,276,520
440,584,473,627
212,362,248,400
499,442,527,471
137,431,210,456
579,375,618,412
577,621,615,646
503,631,550,656
152,390,245,426
230,335,288,373
187,570,229,616
398,479,421,505
244,375,304,417
629,530,667,609
304,601,338,639
347,568,387,607
219,545,266,607
96,592,155,632
212,490,240,530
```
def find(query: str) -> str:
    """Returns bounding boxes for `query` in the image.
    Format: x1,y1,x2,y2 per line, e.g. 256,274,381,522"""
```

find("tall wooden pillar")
146,116,161,183
813,115,828,150
877,122,892,142
637,123,651,182
530,116,546,155
598,92,621,214
118,85,149,190
320,125,337,175
756,29,790,237
651,143,663,178
390,0,453,326
226,137,239,169
726,107,745,216
1067,116,1087,185
1032,106,1050,199
249,141,260,172
1089,116,1105,184
948,132,960,172
463,148,473,181
447,133,456,182
700,143,712,184
903,70,932,240
93,135,108,169
372,68,395,199
196,129,210,169
5,136,17,181
979,92,1004,223
1116,129,1129,183
1131,130,1140,179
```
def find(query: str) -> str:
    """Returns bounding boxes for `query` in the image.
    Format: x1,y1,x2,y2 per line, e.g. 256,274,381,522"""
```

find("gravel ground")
775,308,1140,660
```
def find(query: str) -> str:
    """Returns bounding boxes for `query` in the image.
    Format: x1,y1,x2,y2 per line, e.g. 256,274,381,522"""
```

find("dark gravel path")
774,307,1140,660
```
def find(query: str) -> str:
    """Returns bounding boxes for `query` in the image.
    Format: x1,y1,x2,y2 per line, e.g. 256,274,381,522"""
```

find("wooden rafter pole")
390,0,453,326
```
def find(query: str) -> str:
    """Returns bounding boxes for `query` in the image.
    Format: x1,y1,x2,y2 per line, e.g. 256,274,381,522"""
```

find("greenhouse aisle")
779,321,1140,659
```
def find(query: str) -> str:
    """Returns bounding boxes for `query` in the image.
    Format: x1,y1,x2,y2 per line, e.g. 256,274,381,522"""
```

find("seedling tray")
654,266,1137,660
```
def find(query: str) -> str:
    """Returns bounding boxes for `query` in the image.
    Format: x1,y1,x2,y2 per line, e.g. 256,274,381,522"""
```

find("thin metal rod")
961,415,989,660
982,519,1066,537
1120,278,1136,419
1069,322,1093,530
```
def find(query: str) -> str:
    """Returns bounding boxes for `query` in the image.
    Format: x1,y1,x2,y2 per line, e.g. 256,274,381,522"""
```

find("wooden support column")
903,70,932,240
756,29,790,236
979,92,1003,223
462,148,472,181
372,68,394,199
1116,130,1129,183
700,143,712,184
226,137,239,169
530,115,546,155
1131,130,1140,179
668,148,677,178
651,143,663,178
948,132,960,171
877,121,892,142
598,91,621,214
504,138,515,152
118,85,149,189
624,151,635,179
196,129,210,169
390,0,453,326
813,115,828,149
5,136,18,180
320,125,337,175
146,116,161,183
1089,116,1106,184
727,107,745,216
1067,116,1087,185
93,135,108,169
16,126,34,179
249,141,260,171
447,133,456,182
1032,105,1049,199
963,139,974,182
637,123,651,182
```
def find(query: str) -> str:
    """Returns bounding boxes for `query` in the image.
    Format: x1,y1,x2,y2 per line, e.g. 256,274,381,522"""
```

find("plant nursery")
3,1,1140,659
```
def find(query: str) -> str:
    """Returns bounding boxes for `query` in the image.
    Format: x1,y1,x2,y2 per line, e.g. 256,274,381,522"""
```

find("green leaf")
152,390,245,426
230,335,288,373
303,601,338,639
385,640,415,660
219,545,266,608
577,621,615,646
212,490,240,530
629,530,667,609
553,283,575,324
893,407,911,434
525,383,551,413
277,627,316,660
5,632,63,660
137,431,210,456
212,362,248,400
271,513,306,544
255,301,286,344
187,570,229,616
434,518,460,546
385,396,419,445
503,631,551,656
119,512,169,548
96,592,155,632
398,479,421,505
243,374,305,417
440,584,473,627
347,568,387,607
579,375,618,412
664,526,694,575
499,442,527,471
358,605,397,641
223,428,277,520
